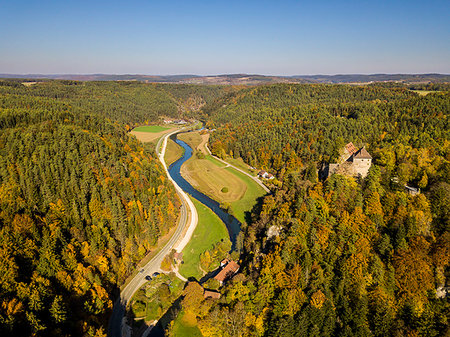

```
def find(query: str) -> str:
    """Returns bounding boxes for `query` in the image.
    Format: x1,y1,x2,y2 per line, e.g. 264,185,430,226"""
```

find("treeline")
175,84,450,336
0,90,180,336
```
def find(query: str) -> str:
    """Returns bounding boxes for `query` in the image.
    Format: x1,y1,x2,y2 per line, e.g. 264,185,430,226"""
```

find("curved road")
108,127,198,337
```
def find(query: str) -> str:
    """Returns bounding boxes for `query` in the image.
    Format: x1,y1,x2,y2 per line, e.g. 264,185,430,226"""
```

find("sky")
0,0,449,75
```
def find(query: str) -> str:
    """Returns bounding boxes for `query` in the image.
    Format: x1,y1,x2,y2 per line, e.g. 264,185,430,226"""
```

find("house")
214,260,240,285
324,143,372,179
258,170,274,179
220,258,230,267
204,290,221,299
405,185,420,196
258,170,267,178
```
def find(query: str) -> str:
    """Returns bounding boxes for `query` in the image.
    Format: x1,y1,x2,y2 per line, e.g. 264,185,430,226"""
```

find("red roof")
214,261,240,282
345,142,358,155
204,290,221,299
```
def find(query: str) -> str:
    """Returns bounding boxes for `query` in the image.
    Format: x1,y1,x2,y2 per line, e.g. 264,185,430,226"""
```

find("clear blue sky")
1,0,449,75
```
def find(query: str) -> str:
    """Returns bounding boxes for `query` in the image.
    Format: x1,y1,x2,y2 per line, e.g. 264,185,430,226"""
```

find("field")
130,125,174,143
225,157,255,175
164,138,184,167
181,155,247,203
179,198,230,280
410,90,443,96
178,131,267,223
227,167,266,224
179,132,248,203
133,125,170,133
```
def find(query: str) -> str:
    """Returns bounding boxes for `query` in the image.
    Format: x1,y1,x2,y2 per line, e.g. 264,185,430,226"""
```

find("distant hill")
291,73,450,84
1,73,449,84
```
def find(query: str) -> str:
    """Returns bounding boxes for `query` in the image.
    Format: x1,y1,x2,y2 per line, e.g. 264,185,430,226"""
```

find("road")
205,144,271,194
108,127,198,337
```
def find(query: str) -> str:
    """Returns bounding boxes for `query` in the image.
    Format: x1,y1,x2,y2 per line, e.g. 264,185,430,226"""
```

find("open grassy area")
410,90,443,96
226,167,267,224
165,138,184,167
133,125,170,133
181,154,247,203
171,310,203,337
225,157,256,175
130,125,175,143
179,198,230,280
178,130,267,224
178,131,203,149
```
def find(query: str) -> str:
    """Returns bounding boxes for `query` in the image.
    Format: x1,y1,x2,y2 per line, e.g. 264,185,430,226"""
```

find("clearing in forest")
130,125,174,143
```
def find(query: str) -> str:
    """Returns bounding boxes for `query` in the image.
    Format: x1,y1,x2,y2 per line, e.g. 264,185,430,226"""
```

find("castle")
324,142,372,178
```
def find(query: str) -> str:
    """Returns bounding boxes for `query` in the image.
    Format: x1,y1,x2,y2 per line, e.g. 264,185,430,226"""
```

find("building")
204,290,221,299
324,142,372,179
258,170,275,179
405,185,420,196
214,260,240,285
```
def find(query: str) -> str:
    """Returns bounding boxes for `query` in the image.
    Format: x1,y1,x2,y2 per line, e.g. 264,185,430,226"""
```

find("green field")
225,157,255,175
133,125,170,133
179,198,230,280
225,166,267,224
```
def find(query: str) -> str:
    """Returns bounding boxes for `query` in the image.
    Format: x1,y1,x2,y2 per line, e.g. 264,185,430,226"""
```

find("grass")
165,138,184,167
133,125,170,133
172,310,203,337
179,198,230,280
181,155,247,203
226,167,267,224
178,130,267,224
225,157,256,175
131,125,175,144
410,90,443,96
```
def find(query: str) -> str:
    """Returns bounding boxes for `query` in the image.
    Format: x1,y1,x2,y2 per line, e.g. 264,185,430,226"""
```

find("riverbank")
178,131,267,225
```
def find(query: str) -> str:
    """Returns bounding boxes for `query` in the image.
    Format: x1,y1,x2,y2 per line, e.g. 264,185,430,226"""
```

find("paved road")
205,144,271,194
108,128,198,337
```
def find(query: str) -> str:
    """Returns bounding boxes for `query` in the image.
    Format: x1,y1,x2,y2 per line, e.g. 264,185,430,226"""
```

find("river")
167,134,241,248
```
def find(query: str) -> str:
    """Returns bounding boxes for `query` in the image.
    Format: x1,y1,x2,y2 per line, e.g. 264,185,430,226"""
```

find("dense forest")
177,84,450,336
0,79,233,126
0,80,448,337
0,81,192,336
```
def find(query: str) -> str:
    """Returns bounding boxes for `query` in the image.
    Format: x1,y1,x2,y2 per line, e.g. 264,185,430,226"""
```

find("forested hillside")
0,80,231,125
0,85,181,336
177,84,450,337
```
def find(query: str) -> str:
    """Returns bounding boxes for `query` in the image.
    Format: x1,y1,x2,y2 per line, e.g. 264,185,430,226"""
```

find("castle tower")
352,147,372,178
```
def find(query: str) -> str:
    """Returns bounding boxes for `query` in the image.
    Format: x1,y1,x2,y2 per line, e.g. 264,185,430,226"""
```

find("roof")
214,261,240,282
204,290,221,299
353,147,372,159
174,252,183,260
345,142,358,155
220,258,230,265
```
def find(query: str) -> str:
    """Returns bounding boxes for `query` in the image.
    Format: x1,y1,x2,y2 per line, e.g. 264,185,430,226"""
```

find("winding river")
167,134,241,248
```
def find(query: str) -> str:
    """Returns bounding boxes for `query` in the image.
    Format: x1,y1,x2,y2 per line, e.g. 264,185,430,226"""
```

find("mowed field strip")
130,125,175,143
